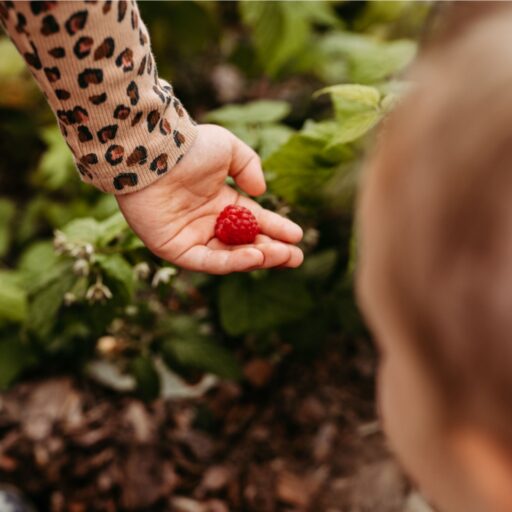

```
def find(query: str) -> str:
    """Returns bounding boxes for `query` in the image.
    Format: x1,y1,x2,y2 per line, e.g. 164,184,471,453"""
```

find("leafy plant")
0,0,429,397
204,99,293,158
239,1,341,77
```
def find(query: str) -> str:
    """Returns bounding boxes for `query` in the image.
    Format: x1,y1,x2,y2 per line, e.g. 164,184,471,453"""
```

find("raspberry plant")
0,1,429,396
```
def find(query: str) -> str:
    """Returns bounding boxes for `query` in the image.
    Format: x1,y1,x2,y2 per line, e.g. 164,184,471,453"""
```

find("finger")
257,208,303,244
282,246,304,268
229,136,266,196
208,236,293,269
253,235,303,268
236,196,303,244
174,245,264,274
207,233,274,249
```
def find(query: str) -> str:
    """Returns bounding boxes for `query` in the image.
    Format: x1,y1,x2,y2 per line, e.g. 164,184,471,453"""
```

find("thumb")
229,135,267,196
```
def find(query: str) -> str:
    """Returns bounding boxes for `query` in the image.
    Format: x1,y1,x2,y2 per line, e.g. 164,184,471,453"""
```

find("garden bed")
0,340,429,512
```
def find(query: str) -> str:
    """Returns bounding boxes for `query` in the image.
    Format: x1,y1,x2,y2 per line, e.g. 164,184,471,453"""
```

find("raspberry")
215,205,260,245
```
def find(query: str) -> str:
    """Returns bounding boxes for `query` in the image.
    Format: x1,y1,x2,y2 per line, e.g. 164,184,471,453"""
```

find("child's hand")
116,124,304,274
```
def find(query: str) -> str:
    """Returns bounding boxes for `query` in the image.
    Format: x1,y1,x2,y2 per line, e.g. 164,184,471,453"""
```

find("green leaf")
34,126,75,190
97,212,129,246
229,125,260,148
22,257,71,296
219,272,313,336
315,32,416,84
0,198,15,258
303,124,356,162
258,124,294,159
62,218,102,245
264,133,338,204
300,250,338,281
349,39,416,84
323,162,360,211
89,194,119,220
19,241,58,278
163,337,242,380
0,336,35,390
0,38,26,77
26,267,75,338
328,110,383,146
96,254,134,300
61,213,130,248
240,2,308,77
299,0,343,28
204,100,291,125
239,1,338,77
118,233,145,251
0,273,27,323
315,84,381,109
130,355,160,401
302,119,340,142
310,85,385,146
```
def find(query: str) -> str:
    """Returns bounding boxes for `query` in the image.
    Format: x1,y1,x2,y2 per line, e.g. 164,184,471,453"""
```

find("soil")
0,339,433,512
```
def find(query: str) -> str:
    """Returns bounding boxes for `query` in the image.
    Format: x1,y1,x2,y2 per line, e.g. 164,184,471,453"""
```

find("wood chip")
276,470,313,508
243,359,274,388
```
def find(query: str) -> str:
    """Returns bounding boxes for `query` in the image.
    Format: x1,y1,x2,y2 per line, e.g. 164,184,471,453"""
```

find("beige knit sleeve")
0,0,198,194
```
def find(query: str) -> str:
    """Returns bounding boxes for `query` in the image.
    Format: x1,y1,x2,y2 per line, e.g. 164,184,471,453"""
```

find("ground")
0,339,433,512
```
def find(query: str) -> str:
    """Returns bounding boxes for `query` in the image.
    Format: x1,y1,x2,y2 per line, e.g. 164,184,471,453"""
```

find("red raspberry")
215,205,260,245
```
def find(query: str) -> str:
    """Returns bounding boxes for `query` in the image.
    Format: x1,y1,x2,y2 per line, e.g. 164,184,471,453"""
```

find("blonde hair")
358,5,512,443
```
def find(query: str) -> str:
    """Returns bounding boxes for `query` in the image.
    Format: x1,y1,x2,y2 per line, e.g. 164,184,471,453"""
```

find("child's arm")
0,0,196,194
1,1,303,273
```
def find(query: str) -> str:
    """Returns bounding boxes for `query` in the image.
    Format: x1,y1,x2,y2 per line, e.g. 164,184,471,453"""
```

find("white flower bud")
73,258,90,277
86,280,113,303
125,305,138,316
277,205,291,217
151,267,177,287
53,230,68,254
199,323,213,335
133,262,151,280
83,244,94,258
302,227,319,248
63,292,76,306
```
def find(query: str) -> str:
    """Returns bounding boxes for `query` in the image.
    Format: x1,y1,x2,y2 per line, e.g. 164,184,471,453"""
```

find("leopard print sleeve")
0,0,198,194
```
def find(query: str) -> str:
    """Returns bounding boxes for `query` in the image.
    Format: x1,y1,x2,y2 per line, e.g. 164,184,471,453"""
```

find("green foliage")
0,38,25,77
264,133,339,205
130,355,160,401
239,1,341,77
219,272,313,335
314,31,416,84
0,336,36,390
26,262,75,338
0,1,430,395
96,254,134,301
0,271,27,323
0,198,15,258
205,100,293,158
262,83,388,208
61,212,129,246
0,37,38,108
163,337,241,380
205,100,291,124
34,126,75,190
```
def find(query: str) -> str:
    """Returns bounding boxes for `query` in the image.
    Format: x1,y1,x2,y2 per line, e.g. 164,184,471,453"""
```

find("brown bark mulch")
0,339,418,512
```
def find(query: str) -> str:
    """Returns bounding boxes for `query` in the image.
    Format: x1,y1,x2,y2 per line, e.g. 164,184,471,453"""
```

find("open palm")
116,124,304,274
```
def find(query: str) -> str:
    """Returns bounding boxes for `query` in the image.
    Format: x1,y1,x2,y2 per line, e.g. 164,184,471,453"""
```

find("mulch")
0,338,427,512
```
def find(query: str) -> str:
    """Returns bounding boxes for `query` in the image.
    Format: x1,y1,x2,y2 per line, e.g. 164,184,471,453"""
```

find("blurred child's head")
357,6,512,512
